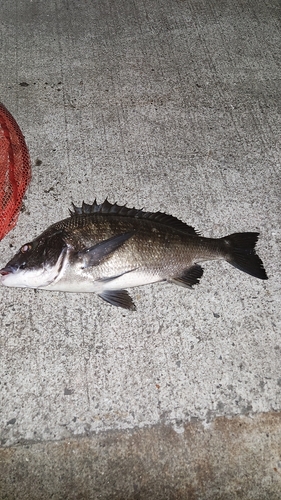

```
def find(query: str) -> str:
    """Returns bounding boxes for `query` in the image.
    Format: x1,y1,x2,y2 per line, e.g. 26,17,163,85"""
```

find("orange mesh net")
0,102,31,240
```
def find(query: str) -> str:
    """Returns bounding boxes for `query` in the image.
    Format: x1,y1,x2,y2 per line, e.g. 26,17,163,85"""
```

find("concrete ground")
0,0,280,498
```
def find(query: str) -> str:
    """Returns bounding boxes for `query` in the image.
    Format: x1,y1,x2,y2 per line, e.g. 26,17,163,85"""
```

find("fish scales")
0,200,268,310
50,214,216,281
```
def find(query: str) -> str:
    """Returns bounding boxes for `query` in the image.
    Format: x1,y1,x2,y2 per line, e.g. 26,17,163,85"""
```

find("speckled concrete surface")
0,0,281,497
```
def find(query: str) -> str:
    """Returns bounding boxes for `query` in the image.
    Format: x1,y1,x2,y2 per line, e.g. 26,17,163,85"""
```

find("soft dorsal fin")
69,200,200,236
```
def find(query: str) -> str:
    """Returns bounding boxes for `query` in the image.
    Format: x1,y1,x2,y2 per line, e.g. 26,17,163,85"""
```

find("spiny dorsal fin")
69,199,200,236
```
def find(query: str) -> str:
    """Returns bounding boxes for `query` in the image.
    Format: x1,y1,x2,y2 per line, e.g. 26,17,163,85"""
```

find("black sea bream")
0,200,268,310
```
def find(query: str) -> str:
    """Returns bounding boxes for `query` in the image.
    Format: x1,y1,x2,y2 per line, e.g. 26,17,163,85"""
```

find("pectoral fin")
79,232,134,268
99,289,136,310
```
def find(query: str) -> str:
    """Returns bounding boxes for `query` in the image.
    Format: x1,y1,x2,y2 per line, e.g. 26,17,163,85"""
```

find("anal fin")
169,264,204,288
99,289,136,310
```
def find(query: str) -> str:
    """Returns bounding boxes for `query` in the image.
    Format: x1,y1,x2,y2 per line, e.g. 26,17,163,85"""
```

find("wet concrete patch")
1,411,281,499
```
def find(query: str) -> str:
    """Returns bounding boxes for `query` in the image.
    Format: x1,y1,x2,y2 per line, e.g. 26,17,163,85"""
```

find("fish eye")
20,243,32,253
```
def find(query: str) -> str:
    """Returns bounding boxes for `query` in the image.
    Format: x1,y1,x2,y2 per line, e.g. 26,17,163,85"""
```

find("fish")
0,199,268,310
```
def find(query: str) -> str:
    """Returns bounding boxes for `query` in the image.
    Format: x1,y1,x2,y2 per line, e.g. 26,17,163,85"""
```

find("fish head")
0,229,68,288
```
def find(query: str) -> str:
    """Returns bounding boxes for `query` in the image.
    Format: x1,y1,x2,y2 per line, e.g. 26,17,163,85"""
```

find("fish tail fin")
222,232,268,280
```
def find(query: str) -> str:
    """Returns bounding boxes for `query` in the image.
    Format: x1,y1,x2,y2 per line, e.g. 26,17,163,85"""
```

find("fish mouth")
0,266,15,276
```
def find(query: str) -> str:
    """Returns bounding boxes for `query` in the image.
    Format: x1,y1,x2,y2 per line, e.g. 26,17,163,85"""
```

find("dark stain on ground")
0,411,281,499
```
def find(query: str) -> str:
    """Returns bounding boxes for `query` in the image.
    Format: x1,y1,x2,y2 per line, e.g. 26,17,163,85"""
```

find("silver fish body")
0,200,268,310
